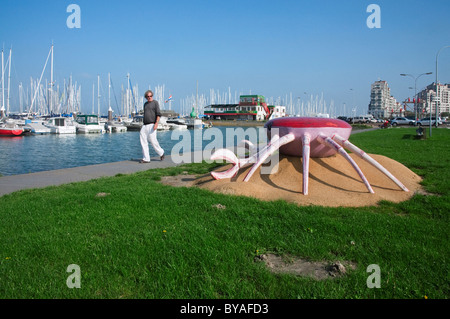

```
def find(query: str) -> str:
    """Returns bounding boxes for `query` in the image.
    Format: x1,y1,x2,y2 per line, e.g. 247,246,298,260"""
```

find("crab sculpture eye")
210,117,408,195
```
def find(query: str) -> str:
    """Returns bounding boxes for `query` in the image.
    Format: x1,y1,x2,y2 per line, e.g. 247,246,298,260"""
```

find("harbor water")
0,126,266,176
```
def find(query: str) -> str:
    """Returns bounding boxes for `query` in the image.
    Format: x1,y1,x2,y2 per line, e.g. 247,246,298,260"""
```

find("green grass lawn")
0,127,448,299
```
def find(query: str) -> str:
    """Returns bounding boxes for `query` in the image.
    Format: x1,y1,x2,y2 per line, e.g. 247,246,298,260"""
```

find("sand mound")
192,153,423,207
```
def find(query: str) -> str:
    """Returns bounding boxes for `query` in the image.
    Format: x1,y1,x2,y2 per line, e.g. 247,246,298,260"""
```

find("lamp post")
400,72,432,122
435,46,450,135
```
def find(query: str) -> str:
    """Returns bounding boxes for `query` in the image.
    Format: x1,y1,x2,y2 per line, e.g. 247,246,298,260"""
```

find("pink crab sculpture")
210,117,409,195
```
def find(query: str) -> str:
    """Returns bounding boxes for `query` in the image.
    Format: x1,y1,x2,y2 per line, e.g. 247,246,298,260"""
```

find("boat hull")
0,128,24,137
76,125,104,134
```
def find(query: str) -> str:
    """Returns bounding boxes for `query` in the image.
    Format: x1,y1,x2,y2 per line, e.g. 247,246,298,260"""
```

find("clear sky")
1,0,450,117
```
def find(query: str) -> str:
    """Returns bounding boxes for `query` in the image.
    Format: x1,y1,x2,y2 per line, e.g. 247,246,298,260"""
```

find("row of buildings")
203,95,286,121
368,80,450,119
201,81,449,122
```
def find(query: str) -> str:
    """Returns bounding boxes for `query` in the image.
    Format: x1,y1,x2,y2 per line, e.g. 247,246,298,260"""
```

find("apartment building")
368,80,401,118
416,83,450,115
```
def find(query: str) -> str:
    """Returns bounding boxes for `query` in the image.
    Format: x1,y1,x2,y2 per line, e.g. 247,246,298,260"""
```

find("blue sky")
1,0,450,116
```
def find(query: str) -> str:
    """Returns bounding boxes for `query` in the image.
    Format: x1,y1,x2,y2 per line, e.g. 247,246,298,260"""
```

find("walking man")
140,90,165,163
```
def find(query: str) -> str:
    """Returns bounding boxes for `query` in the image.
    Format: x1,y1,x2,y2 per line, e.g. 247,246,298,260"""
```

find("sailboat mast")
108,72,111,109
1,49,4,114
127,73,130,115
92,82,95,114
97,74,100,116
7,47,11,114
196,80,198,118
19,82,23,113
28,46,53,116
50,44,53,115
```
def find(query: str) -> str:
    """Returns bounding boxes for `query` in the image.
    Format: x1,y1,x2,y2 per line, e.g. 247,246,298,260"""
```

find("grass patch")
0,128,448,299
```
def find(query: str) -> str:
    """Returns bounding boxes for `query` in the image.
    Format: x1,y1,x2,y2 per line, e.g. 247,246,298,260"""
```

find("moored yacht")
185,117,204,129
75,114,105,134
156,116,171,131
45,117,77,134
166,117,188,130
126,115,144,131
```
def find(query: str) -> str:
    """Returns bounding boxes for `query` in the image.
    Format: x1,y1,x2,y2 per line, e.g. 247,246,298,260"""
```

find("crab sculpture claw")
210,133,296,180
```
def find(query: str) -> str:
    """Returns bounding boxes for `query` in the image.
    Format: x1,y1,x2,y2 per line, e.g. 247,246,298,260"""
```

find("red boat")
0,120,24,137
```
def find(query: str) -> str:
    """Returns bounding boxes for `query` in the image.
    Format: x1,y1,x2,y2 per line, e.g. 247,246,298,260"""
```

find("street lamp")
400,72,432,122
435,45,450,135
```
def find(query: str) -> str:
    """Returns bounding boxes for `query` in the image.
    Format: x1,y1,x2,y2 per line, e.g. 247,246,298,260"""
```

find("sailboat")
105,73,127,133
185,107,203,129
0,49,24,136
185,80,204,129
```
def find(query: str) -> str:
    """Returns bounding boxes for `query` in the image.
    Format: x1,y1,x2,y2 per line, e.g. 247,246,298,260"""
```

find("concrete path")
0,154,183,197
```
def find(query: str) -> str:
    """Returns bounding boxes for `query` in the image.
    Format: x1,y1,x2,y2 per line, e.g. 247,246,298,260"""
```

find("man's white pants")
140,124,164,162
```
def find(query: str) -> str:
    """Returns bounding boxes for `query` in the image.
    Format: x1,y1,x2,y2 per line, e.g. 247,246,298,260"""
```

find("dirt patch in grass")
254,254,357,280
160,174,198,187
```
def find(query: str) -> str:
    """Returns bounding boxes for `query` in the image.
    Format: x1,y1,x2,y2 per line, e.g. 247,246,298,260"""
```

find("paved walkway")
0,154,184,197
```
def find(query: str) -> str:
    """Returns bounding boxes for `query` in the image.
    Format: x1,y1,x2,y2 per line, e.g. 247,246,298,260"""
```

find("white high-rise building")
417,83,450,115
368,80,401,118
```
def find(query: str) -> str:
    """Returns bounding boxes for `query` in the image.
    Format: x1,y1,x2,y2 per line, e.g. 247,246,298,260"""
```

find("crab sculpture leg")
330,134,409,192
317,134,374,194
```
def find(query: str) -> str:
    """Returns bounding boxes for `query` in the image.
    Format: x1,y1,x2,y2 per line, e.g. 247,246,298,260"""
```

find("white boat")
24,119,51,135
185,81,204,129
45,117,77,134
156,116,171,131
126,115,144,131
75,114,105,134
166,117,188,130
105,121,127,133
185,117,204,129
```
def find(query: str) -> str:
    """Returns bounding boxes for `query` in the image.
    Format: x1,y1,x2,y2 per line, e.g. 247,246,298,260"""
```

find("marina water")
0,126,262,176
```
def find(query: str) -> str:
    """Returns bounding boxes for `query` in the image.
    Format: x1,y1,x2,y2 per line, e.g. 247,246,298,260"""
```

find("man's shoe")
160,154,165,161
